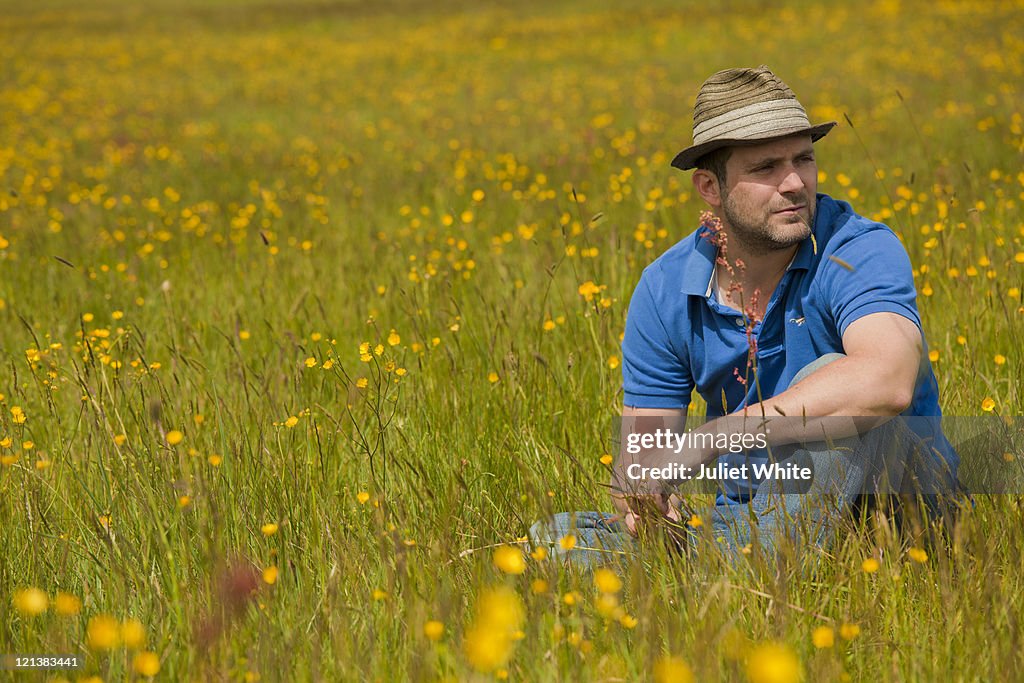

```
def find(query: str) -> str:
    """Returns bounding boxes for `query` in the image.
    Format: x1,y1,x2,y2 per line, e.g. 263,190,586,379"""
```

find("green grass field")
2,0,1023,679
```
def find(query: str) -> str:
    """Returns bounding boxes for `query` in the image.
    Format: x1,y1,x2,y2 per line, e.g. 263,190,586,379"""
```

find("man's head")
672,66,835,252
693,133,818,252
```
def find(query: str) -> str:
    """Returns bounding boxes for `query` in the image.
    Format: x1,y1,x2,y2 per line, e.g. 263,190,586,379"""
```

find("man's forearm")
706,352,915,457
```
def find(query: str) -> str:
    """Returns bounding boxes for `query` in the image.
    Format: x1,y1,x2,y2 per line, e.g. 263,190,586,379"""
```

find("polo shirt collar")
680,227,718,296
788,229,815,272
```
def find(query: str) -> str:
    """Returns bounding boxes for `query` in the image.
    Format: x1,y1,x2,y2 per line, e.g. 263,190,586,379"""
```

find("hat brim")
670,121,837,171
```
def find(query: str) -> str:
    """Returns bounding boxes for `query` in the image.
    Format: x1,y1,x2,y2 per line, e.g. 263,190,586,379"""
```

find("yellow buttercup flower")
593,567,622,594
908,547,929,563
492,545,526,574
811,626,834,649
653,655,695,683
746,642,801,683
463,586,524,673
121,618,146,649
133,651,161,676
423,620,444,641
595,592,620,618
54,592,82,616
262,566,279,585
87,614,121,650
12,587,48,616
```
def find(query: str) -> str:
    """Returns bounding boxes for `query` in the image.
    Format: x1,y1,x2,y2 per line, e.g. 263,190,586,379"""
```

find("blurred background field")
1,0,1022,680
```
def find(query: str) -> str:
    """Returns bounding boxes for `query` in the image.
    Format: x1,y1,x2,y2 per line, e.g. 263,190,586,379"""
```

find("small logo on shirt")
789,316,806,326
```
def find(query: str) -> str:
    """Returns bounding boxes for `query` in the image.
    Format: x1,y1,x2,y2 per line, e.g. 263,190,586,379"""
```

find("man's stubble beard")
720,190,815,255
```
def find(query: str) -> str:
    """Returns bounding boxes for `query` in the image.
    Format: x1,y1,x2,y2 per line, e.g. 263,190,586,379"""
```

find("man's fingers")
624,494,678,526
636,493,670,516
655,493,671,515
665,502,682,523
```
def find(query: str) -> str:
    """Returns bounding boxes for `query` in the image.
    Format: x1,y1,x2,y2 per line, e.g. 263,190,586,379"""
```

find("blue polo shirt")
622,193,957,496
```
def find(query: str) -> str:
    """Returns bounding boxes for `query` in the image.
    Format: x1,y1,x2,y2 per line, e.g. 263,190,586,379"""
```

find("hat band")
692,98,812,145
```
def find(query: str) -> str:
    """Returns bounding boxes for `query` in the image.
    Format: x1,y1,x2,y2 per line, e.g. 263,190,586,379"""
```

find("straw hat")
671,66,836,170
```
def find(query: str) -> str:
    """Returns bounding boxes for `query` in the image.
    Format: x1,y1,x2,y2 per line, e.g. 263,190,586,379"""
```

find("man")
530,66,958,566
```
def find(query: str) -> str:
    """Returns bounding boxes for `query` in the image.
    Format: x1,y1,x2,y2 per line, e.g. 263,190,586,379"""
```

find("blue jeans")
528,354,955,568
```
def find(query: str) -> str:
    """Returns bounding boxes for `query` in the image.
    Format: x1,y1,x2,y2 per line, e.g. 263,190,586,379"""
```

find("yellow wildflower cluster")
463,586,525,673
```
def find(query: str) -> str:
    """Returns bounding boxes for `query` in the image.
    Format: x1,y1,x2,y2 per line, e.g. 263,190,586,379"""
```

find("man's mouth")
774,205,805,215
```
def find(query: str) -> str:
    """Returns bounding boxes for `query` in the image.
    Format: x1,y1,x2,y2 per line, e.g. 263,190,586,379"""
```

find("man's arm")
713,311,923,448
616,267,695,534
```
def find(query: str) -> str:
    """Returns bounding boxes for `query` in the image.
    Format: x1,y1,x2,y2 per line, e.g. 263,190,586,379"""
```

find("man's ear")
692,170,723,208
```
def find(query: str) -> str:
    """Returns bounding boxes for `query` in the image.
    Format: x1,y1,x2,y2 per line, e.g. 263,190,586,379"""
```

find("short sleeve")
821,228,922,336
621,273,693,409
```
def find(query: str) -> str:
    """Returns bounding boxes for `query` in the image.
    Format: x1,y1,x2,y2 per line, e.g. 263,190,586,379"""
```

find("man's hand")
611,491,679,536
615,405,689,536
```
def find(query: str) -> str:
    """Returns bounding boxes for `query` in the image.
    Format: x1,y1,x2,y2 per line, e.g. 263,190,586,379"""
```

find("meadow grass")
1,0,1023,679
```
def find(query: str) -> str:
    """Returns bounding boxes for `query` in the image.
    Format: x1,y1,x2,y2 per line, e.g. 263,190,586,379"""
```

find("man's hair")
694,146,732,187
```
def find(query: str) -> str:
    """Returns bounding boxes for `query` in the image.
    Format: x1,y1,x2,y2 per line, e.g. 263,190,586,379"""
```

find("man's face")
718,134,818,253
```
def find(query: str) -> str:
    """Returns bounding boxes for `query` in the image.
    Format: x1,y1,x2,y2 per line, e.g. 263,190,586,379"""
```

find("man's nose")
778,169,805,194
